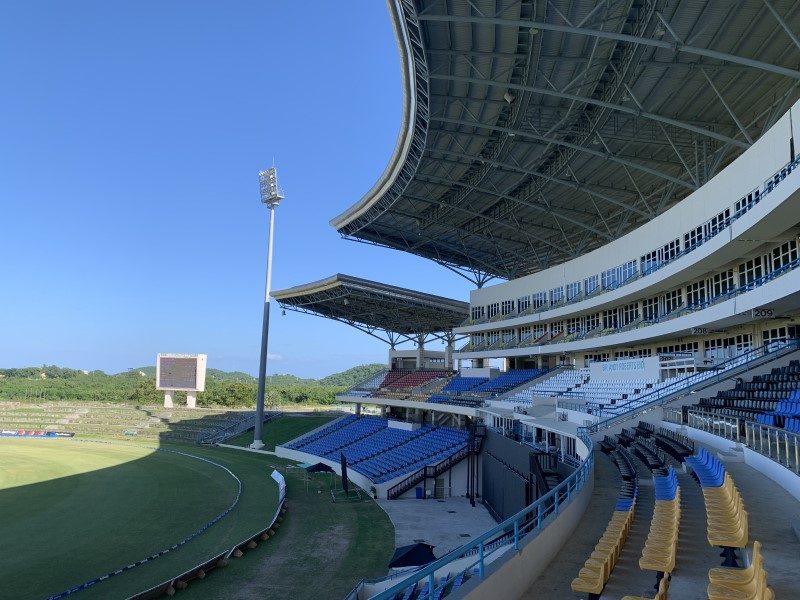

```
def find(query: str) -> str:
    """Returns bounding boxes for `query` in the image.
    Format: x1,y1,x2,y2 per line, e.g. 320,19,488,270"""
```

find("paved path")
376,496,497,556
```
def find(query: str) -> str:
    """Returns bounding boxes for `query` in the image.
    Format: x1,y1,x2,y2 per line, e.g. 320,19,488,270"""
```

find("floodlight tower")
251,167,284,450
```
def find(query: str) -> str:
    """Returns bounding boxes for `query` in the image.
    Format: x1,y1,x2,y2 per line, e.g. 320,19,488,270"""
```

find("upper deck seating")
441,376,487,393
469,369,547,395
503,368,589,405
692,360,800,429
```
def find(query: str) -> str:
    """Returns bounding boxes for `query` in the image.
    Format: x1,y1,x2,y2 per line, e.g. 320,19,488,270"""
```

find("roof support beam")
700,68,754,144
762,0,800,52
415,13,800,80
431,115,695,189
426,148,651,218
428,73,748,149
415,172,614,241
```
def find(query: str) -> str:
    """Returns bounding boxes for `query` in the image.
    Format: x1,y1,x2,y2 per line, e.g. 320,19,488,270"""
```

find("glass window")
584,275,599,295
738,257,763,286
566,281,581,301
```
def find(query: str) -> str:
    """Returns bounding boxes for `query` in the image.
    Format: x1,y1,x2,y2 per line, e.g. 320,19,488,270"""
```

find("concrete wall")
458,264,800,360
454,466,595,600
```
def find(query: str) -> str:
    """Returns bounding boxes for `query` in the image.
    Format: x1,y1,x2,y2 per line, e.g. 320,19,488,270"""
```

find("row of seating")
469,368,548,395
285,416,470,484
284,415,359,449
350,426,469,484
288,416,386,456
441,376,487,393
427,394,484,407
504,368,589,404
328,425,426,464
382,370,452,389
572,440,640,599
691,361,800,430
639,468,681,576
686,448,749,562
571,496,637,599
707,541,773,600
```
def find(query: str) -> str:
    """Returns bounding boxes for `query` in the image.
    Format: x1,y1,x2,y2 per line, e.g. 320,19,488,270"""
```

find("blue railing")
577,339,800,432
367,429,593,600
459,153,800,332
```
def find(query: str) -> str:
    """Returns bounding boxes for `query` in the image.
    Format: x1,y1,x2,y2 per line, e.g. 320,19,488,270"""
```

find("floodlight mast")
252,167,284,450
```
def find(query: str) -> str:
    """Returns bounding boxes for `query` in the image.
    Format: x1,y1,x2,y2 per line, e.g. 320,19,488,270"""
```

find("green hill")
319,363,386,387
0,362,388,408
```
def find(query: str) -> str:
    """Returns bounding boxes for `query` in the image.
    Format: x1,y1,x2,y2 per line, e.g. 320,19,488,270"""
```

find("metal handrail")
367,429,593,600
679,409,800,475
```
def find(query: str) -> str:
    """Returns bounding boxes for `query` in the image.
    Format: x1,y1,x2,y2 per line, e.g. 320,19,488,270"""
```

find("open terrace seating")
285,416,470,485
285,415,381,454
351,426,469,483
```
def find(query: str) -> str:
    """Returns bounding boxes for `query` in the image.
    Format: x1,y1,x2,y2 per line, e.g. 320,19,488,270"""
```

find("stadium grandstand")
272,1,800,598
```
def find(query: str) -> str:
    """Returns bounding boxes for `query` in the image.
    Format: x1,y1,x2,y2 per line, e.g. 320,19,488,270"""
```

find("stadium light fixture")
252,167,285,450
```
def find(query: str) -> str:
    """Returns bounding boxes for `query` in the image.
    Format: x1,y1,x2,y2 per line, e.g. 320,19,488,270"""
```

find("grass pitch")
180,456,395,600
0,438,277,600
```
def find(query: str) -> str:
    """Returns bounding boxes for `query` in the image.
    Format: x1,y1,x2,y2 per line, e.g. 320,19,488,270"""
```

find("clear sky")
0,1,474,378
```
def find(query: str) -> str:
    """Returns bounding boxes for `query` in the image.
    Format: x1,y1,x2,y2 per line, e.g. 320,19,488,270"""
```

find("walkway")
521,450,619,598
376,496,497,556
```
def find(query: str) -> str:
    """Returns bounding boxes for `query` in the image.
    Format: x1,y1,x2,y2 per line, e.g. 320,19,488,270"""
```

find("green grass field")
225,413,340,450
0,438,277,599
0,430,395,600
180,456,395,600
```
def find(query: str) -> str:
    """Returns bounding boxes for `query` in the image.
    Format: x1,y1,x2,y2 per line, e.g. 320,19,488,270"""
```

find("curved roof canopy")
332,0,800,284
272,274,469,344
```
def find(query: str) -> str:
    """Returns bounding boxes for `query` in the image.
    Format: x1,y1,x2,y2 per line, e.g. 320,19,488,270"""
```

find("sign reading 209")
751,308,774,318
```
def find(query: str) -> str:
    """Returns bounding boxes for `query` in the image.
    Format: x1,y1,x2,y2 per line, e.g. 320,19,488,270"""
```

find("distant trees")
0,364,369,407
319,363,385,387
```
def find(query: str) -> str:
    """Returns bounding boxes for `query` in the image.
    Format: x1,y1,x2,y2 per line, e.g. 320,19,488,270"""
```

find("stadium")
3,1,800,599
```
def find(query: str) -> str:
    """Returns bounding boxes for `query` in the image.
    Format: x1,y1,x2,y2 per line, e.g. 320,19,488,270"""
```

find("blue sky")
0,1,473,378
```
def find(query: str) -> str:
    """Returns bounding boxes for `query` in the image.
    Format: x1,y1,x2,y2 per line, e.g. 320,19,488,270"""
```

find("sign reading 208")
752,307,775,318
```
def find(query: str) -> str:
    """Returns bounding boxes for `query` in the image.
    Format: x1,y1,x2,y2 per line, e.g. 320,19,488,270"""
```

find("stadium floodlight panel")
259,167,284,206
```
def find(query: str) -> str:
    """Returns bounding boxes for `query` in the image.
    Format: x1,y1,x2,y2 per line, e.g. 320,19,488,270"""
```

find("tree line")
0,363,386,408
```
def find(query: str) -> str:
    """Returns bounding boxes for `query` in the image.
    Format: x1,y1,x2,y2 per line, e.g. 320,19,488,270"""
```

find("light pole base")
249,440,265,450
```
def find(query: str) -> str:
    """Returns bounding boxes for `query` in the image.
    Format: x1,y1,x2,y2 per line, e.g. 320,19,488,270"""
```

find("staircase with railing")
386,426,485,499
